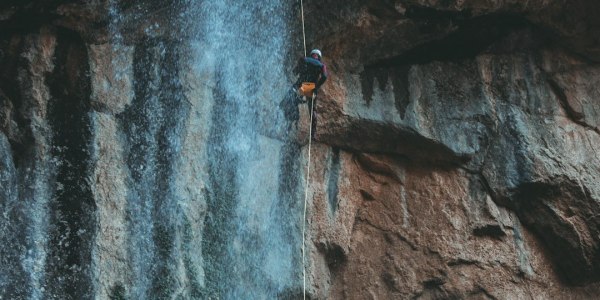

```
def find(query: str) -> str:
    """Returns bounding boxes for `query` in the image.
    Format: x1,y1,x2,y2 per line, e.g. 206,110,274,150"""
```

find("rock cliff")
0,0,599,299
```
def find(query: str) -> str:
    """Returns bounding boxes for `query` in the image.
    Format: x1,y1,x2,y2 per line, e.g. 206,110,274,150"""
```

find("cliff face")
305,0,600,298
0,0,599,299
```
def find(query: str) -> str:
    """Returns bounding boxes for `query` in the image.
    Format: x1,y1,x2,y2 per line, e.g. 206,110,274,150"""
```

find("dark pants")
279,87,317,139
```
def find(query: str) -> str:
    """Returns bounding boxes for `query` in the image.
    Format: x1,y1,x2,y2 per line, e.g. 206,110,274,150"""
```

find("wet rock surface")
0,0,600,299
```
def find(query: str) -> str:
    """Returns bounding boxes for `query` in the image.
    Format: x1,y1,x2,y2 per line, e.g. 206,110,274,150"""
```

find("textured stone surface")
88,44,134,114
305,147,600,299
303,0,600,298
90,112,130,299
0,26,58,298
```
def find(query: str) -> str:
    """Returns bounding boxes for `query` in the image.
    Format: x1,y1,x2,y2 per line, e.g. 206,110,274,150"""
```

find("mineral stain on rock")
45,27,95,300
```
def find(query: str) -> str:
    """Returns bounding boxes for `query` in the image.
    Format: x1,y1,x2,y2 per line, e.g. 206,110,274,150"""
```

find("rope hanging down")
302,97,314,300
300,0,307,56
300,1,311,299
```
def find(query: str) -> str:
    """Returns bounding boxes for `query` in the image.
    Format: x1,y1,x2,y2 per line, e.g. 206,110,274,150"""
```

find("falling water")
0,0,304,298
186,1,304,298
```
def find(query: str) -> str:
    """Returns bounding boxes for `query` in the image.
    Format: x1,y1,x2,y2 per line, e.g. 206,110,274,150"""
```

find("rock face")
303,0,600,298
0,0,599,299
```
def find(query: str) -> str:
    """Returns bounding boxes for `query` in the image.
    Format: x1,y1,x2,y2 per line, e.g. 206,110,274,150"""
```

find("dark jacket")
295,56,328,90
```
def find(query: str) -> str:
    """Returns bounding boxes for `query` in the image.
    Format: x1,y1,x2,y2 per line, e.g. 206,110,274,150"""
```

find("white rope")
300,0,307,57
300,2,310,299
302,95,314,300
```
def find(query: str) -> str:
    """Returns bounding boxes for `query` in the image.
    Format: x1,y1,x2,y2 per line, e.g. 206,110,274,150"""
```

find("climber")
294,49,328,99
293,49,328,139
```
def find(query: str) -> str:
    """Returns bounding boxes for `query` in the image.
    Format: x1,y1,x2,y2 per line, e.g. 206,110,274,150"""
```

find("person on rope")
294,49,328,99
293,49,328,139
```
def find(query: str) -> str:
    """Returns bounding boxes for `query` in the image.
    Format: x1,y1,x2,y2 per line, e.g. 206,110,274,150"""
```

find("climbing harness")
300,1,311,299
299,82,316,97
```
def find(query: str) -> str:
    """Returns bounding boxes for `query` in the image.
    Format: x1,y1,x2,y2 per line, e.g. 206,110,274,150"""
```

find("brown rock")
307,149,600,299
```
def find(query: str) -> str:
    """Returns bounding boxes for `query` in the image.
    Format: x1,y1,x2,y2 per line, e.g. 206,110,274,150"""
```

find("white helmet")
310,49,322,60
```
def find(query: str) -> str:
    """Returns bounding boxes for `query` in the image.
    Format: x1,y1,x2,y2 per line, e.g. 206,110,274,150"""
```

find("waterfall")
0,0,304,298
186,1,304,298
114,0,304,298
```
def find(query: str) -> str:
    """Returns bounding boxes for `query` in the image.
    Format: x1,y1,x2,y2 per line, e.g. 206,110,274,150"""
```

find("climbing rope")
300,0,307,57
299,1,311,299
302,98,314,300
